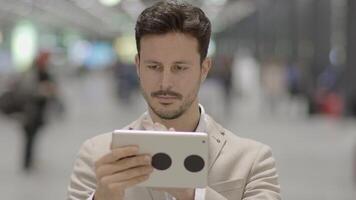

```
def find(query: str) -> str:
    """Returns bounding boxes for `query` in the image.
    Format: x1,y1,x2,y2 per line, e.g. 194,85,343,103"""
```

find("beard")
140,84,199,120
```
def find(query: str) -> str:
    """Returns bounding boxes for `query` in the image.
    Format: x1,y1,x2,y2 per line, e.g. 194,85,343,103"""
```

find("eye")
172,65,187,72
147,65,160,71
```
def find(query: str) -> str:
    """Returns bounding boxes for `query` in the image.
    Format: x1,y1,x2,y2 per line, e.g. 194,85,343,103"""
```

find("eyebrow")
143,60,192,65
143,60,161,64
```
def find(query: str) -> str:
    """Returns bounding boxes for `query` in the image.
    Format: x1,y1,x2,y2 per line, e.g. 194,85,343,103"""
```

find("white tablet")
111,129,208,188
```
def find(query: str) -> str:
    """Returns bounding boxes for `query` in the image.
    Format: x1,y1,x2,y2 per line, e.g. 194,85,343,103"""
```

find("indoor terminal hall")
0,0,356,200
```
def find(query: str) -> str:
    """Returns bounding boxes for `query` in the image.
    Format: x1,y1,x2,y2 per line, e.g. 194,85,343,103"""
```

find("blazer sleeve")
243,145,281,200
67,139,97,200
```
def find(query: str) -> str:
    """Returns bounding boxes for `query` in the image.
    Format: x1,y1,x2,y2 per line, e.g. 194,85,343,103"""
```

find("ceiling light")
11,21,38,71
205,0,228,6
98,0,121,7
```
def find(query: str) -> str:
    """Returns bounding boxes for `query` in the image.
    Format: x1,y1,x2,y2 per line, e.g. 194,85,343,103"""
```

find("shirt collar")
195,104,207,133
143,104,207,133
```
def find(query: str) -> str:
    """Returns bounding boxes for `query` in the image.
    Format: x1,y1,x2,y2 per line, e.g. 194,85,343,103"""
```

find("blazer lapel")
205,115,227,171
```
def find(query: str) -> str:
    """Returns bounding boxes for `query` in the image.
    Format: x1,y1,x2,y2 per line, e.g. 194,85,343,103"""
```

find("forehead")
139,32,200,62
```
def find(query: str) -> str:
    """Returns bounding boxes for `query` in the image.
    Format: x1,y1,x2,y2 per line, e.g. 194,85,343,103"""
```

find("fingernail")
145,155,151,162
131,146,139,151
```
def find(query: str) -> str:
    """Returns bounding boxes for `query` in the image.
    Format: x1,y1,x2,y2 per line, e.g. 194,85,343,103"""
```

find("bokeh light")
98,0,121,7
114,35,136,64
11,21,38,72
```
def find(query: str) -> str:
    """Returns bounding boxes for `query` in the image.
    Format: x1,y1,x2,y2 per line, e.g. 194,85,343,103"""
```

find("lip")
156,95,178,99
155,95,178,103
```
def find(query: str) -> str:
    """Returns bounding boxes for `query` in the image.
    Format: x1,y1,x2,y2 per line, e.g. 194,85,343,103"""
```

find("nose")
160,69,174,91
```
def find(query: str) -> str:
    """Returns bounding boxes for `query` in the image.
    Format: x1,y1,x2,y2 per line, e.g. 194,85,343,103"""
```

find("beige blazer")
67,114,281,200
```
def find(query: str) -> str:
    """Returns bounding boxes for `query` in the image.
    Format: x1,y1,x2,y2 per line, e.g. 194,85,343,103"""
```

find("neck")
148,101,200,132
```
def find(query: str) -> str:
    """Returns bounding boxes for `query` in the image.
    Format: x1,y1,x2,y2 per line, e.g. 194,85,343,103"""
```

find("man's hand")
142,119,195,200
94,146,153,200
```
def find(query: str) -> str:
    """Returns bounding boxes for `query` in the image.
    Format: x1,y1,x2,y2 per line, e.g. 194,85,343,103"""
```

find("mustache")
151,90,183,99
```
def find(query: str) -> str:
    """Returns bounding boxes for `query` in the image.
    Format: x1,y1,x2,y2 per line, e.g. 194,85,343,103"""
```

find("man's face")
136,32,210,120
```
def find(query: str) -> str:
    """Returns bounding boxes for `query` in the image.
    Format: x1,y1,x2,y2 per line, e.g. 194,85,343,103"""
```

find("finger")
96,154,151,177
102,165,153,185
108,174,150,190
168,127,175,131
96,146,139,167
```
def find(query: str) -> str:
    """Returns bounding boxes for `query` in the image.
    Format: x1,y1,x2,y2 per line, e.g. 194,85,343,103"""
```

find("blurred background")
0,0,355,199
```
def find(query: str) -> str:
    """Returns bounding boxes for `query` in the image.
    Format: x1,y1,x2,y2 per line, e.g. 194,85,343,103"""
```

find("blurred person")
315,64,343,117
205,55,234,120
232,49,261,99
21,51,58,170
0,51,59,171
284,61,307,117
260,57,288,115
68,1,281,200
113,60,139,104
219,55,234,118
350,92,356,117
286,62,302,98
232,49,261,117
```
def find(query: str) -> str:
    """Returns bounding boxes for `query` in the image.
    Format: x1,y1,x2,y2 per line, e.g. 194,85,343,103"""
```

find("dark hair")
135,0,211,62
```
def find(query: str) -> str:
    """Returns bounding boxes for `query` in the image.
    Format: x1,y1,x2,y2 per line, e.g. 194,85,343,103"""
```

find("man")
67,1,281,200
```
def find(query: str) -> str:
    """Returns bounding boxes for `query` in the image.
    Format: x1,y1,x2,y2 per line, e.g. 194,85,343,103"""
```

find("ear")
200,57,212,83
135,54,140,76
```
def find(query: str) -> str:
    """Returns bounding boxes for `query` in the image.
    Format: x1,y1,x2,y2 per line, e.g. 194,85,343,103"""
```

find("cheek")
140,74,159,91
177,73,201,92
182,70,201,83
